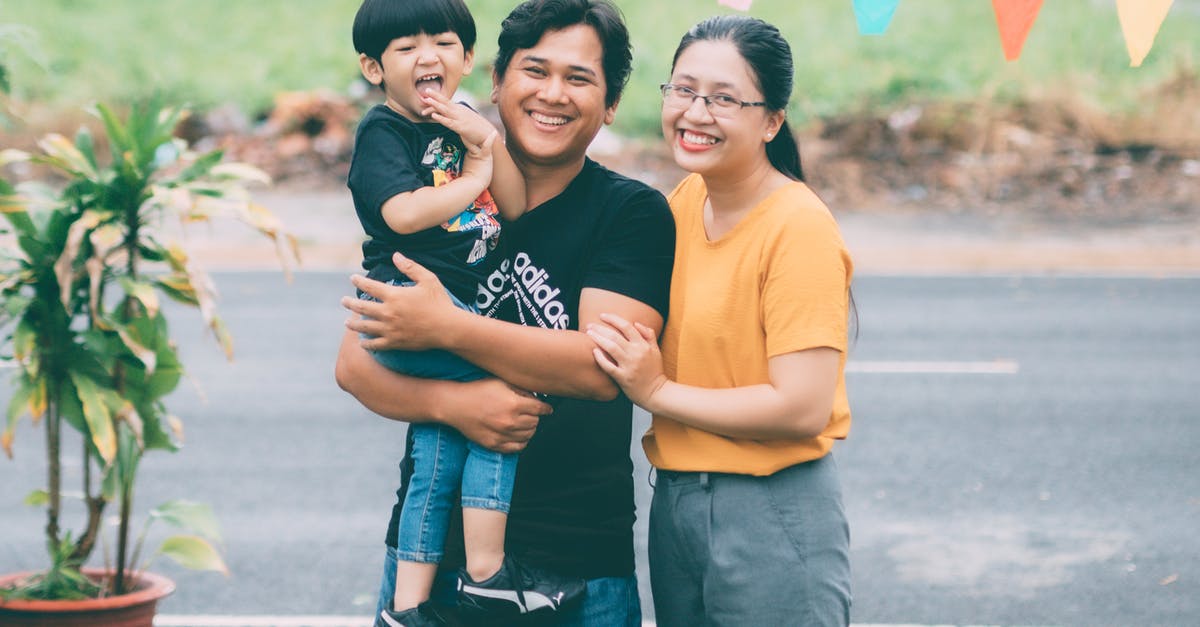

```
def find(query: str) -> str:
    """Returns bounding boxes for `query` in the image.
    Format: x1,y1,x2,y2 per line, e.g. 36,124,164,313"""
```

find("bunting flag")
991,0,1044,61
718,0,753,11
1116,0,1174,67
711,0,1174,69
853,0,901,35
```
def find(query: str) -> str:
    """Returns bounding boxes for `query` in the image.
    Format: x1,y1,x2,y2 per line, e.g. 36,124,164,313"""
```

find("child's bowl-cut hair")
353,0,477,61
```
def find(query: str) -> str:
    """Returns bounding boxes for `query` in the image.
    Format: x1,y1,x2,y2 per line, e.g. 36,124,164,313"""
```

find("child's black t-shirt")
347,104,502,304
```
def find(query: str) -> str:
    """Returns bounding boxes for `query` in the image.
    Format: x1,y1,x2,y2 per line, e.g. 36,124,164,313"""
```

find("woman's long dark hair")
671,15,803,181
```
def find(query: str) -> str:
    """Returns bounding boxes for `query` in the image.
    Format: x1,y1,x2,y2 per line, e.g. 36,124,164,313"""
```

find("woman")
585,15,854,626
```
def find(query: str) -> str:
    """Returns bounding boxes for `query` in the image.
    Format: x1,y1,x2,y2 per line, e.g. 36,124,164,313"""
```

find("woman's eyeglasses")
659,83,766,118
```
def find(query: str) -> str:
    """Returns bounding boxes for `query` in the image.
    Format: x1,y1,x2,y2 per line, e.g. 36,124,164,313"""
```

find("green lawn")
3,0,1198,138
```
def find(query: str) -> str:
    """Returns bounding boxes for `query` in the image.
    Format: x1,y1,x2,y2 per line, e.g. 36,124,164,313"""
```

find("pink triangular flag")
718,0,753,10
1116,0,1174,67
991,0,1044,61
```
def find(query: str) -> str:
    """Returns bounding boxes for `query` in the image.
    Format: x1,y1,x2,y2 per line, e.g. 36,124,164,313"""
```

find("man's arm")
334,329,548,453
343,256,664,401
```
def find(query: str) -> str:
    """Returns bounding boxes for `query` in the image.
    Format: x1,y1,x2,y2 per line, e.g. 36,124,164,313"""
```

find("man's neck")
519,156,588,209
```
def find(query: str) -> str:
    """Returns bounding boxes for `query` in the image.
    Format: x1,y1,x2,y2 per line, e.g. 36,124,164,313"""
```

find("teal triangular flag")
854,0,901,35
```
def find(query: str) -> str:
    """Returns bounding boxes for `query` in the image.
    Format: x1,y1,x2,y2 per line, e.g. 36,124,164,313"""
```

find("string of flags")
715,0,1177,66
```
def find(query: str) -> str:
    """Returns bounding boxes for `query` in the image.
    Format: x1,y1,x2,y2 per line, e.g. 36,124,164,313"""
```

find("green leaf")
35,134,98,180
75,126,98,171
2,293,32,319
114,421,141,491
138,401,177,452
150,500,222,541
12,318,35,369
119,277,160,317
175,149,223,184
143,332,183,399
67,371,117,464
101,458,120,501
3,377,34,458
24,489,49,506
154,274,199,306
157,535,228,575
94,103,131,163
56,376,87,436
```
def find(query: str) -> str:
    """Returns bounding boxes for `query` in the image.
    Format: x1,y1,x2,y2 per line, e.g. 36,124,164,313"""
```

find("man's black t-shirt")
384,159,675,578
347,104,502,304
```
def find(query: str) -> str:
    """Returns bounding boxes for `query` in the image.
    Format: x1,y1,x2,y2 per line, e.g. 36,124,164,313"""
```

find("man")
335,1,675,624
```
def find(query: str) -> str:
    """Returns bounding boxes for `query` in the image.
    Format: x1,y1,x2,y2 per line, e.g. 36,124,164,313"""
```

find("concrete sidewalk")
177,187,1200,276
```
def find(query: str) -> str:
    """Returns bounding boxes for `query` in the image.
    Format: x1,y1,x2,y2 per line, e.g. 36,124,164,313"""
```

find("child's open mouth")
416,74,443,93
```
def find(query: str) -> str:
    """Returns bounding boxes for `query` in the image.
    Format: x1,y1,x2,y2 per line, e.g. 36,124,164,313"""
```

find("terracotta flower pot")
0,568,175,627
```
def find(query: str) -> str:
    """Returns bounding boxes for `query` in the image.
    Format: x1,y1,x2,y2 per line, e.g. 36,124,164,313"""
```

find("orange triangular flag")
991,0,1044,61
1116,0,1174,67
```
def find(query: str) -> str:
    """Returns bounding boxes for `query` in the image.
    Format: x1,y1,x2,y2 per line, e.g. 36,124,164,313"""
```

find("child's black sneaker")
375,603,446,627
456,555,586,616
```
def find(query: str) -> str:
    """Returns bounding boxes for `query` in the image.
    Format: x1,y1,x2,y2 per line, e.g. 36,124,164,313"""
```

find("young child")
348,1,585,625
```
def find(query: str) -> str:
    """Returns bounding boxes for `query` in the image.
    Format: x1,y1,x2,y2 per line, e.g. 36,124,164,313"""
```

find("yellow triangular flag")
1116,0,1174,67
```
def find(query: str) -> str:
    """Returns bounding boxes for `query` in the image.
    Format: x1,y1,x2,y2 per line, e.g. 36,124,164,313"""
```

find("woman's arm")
334,329,549,453
587,314,839,440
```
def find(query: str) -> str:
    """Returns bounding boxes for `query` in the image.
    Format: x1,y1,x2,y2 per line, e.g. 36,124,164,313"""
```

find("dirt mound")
6,72,1198,226
803,75,1200,224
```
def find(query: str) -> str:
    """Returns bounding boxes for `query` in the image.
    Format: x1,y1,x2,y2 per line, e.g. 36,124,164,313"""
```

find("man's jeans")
375,545,642,625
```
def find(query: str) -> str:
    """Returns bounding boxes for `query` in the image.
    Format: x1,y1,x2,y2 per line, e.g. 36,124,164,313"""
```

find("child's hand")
460,131,496,188
586,313,668,409
421,90,498,147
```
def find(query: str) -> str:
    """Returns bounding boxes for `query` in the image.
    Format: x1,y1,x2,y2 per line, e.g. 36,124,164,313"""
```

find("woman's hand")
586,312,668,409
341,253,462,352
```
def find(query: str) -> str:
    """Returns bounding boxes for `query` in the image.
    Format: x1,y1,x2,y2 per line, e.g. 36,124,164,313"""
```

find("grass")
2,0,1198,139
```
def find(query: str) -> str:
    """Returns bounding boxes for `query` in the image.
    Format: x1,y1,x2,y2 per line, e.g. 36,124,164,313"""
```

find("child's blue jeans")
359,280,519,562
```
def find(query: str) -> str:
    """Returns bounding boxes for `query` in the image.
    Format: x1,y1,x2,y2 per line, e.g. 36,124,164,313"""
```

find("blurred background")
2,1,1199,625
2,0,1199,217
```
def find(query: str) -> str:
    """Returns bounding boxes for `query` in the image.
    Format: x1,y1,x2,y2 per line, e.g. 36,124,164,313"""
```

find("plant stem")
111,179,143,597
44,378,61,553
114,483,131,595
72,442,105,562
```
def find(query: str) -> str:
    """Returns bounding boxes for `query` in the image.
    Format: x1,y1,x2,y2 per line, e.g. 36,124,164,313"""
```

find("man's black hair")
353,0,477,61
494,0,632,107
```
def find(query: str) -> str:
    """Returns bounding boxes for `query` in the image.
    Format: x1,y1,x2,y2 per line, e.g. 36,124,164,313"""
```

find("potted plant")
0,99,296,625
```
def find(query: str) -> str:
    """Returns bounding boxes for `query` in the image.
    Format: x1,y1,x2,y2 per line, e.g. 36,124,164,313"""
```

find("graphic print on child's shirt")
421,137,501,266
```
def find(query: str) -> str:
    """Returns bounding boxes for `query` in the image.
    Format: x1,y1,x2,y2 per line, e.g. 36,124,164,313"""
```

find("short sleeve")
347,118,424,218
583,189,676,320
761,208,851,357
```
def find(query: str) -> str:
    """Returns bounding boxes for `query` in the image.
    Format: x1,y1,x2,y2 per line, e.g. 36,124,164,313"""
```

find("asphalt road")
2,272,1198,626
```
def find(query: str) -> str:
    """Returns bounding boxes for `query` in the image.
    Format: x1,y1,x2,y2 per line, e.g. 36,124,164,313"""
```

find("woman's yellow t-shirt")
642,173,854,476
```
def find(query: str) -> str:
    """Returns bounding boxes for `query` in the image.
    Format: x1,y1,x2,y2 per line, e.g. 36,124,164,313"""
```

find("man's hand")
334,329,549,453
341,253,464,352
447,378,550,453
